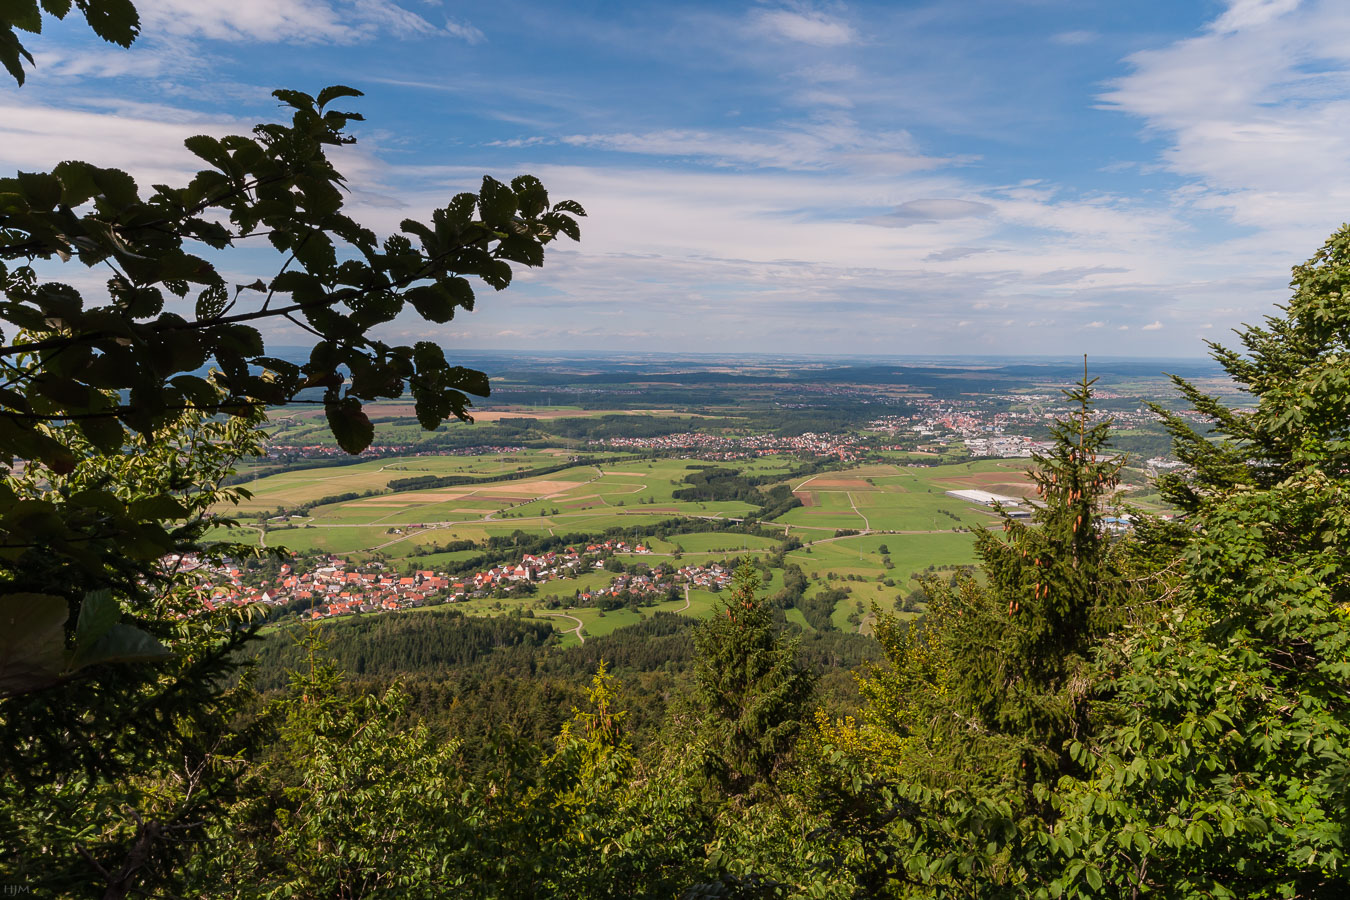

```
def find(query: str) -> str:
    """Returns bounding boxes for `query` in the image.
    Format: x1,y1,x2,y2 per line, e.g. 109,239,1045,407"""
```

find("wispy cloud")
137,0,481,44
1209,0,1302,34
558,115,942,173
1101,0,1350,254
749,8,856,47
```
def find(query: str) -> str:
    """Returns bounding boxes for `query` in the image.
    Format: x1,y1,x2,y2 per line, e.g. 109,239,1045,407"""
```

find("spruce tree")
958,362,1129,787
692,563,814,796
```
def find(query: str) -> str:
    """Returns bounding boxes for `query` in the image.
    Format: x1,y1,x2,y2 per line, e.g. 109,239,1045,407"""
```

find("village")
177,540,735,622
589,430,865,460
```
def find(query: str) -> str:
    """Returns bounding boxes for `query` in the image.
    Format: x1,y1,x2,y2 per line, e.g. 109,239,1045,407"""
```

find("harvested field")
794,492,817,507
357,491,467,503
935,472,1032,487
473,480,576,495
808,477,875,490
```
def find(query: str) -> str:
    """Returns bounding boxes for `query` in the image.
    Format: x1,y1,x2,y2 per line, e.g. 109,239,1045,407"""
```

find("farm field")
777,459,1033,534
229,451,598,514
221,451,1048,644
221,456,790,555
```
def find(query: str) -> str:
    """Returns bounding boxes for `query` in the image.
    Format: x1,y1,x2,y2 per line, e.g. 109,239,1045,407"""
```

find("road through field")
540,611,585,644
846,492,871,533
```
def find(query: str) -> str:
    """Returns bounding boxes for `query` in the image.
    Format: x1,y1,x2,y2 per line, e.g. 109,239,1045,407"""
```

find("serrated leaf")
326,397,373,454
16,170,61,209
405,283,456,323
80,0,140,47
0,27,35,86
196,283,228,320
68,623,170,670
6,1,42,34
272,88,314,110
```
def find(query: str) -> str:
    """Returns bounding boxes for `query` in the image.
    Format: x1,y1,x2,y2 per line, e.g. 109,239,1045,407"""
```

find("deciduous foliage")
1045,226,1350,898
0,83,581,709
1,0,140,85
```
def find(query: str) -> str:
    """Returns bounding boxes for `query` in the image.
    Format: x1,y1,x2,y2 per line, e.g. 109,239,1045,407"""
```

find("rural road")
846,492,872,533
540,611,585,644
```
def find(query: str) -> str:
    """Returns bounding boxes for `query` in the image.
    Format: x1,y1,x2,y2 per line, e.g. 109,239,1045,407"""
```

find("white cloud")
136,0,481,44
1085,321,1105,328
1101,0,1350,258
1142,320,1163,330
559,114,941,173
0,100,238,186
750,8,856,47
1210,0,1302,34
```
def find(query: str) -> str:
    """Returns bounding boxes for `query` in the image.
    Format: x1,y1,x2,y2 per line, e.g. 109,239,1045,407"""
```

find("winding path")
846,491,872,533
540,611,585,644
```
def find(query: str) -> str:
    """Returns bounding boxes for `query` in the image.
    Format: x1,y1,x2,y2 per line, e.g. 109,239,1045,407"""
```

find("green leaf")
317,84,364,107
16,170,60,209
51,159,99,206
196,283,228,320
0,592,68,697
184,134,230,171
326,397,373,454
5,1,42,34
405,283,456,323
73,589,119,650
0,25,36,86
272,88,314,110
478,176,517,225
551,199,587,216
79,414,124,452
68,623,170,670
128,494,189,521
80,0,140,47
91,165,138,207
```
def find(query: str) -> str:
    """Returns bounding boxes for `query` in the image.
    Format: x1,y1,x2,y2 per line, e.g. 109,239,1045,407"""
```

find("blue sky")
9,0,1350,357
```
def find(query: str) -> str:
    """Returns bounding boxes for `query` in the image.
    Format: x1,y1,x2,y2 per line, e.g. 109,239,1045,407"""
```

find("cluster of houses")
574,562,733,607
576,570,676,605
675,563,734,590
590,431,862,461
181,538,667,622
186,556,456,618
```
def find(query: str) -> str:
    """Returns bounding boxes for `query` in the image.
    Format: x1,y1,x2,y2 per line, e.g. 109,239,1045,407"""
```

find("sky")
8,0,1350,358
